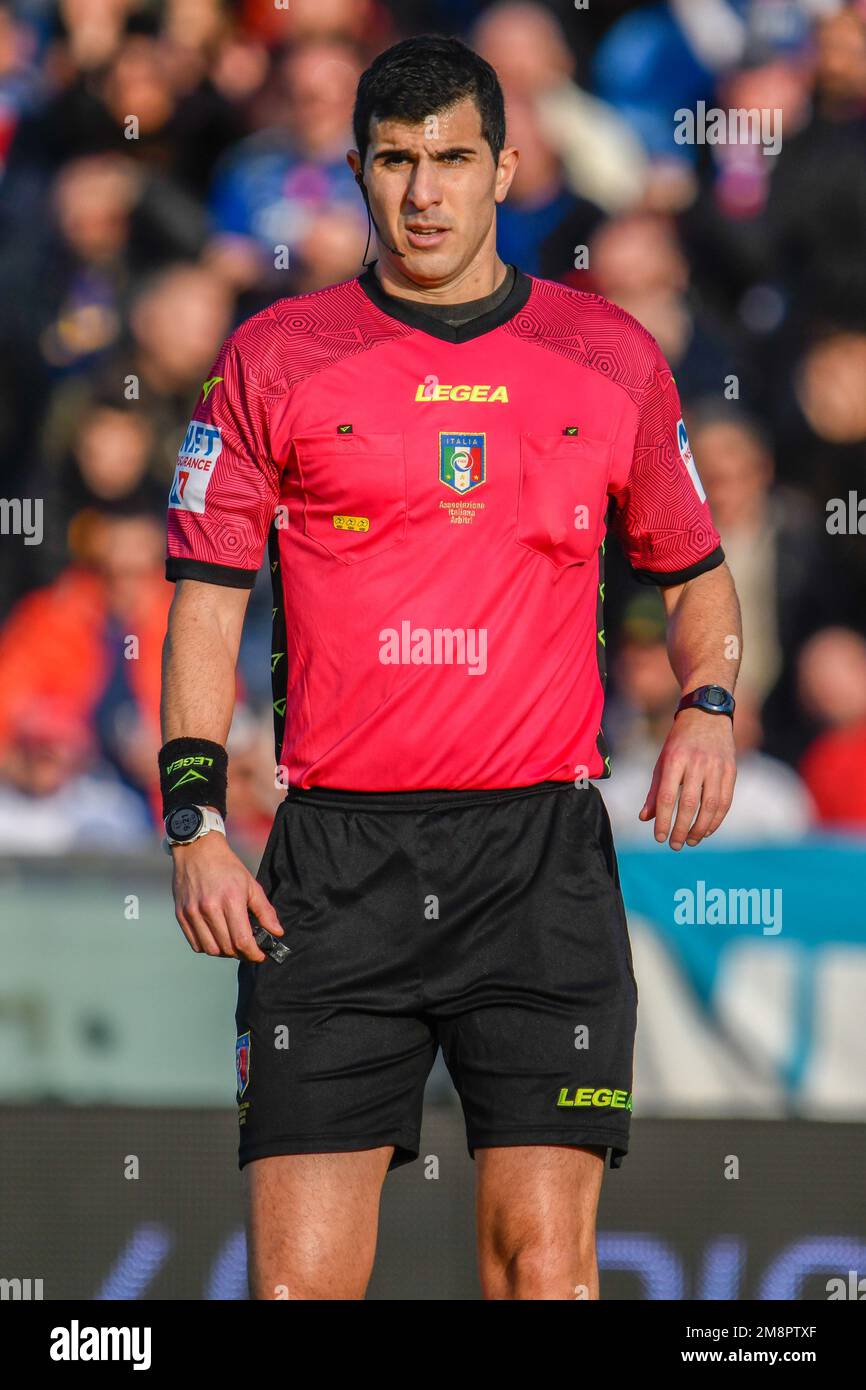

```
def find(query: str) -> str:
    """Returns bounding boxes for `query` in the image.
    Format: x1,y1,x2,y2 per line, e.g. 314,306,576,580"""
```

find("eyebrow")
371,145,478,162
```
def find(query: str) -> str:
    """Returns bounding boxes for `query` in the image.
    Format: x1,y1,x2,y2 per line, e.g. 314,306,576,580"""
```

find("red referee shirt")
166,267,723,791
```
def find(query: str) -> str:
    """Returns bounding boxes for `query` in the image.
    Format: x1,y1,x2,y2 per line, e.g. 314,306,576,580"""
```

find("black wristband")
158,738,228,819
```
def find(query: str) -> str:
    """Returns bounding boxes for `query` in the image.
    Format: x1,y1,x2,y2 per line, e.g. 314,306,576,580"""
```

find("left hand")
640,708,737,850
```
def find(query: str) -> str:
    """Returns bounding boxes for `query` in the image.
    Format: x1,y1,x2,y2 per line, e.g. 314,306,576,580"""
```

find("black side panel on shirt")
268,522,288,770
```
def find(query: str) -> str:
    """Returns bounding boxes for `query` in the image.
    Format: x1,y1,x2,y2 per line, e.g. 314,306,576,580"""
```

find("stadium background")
0,0,864,1299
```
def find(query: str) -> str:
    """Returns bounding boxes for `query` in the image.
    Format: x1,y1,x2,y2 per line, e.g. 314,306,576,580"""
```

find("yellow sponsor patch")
333,515,370,532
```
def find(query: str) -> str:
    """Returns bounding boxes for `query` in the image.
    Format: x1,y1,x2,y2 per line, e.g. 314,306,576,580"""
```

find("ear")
494,145,520,205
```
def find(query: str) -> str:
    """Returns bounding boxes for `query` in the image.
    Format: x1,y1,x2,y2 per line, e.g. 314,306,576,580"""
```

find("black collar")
357,262,533,344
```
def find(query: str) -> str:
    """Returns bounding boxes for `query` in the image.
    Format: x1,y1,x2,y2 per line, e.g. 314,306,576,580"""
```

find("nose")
407,155,443,213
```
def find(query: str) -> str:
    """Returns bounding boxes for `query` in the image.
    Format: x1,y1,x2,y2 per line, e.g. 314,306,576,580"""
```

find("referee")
160,35,741,1300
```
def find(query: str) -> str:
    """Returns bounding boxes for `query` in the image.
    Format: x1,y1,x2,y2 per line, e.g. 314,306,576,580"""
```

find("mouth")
404,224,449,248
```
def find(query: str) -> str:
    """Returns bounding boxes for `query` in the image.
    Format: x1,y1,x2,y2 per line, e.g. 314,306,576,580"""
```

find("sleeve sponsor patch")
677,418,706,503
168,420,223,513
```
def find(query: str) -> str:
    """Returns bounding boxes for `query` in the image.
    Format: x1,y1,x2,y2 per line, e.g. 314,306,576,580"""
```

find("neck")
374,245,509,306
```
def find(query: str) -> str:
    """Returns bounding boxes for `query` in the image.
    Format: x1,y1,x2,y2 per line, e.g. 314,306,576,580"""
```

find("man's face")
350,96,517,285
285,44,361,155
690,421,771,530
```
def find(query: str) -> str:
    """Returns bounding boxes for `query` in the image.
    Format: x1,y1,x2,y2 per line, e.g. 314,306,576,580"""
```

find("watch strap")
163,805,226,854
675,685,736,720
200,808,226,837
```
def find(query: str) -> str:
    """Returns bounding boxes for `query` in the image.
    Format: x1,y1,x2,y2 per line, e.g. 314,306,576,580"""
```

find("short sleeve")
166,337,279,588
609,338,724,586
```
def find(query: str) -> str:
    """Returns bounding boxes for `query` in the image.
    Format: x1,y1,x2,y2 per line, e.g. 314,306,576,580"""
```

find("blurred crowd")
0,0,864,853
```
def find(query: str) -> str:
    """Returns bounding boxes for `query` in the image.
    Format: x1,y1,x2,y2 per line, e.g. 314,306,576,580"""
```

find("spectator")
20,394,164,598
591,0,740,170
7,9,244,195
0,1,41,182
240,0,393,53
51,0,133,76
0,155,135,478
766,4,866,330
601,595,814,843
226,704,283,857
161,0,269,117
769,330,866,618
38,261,235,488
0,154,212,494
0,699,152,853
494,93,602,277
0,505,172,825
797,628,866,732
603,592,681,763
207,37,366,294
471,1,648,214
689,404,835,705
797,628,866,828
586,211,736,401
800,720,866,830
679,55,811,334
717,682,815,842
800,628,866,828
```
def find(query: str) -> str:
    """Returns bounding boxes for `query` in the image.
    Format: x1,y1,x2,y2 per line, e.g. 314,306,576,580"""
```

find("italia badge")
439,432,486,494
236,1031,251,1097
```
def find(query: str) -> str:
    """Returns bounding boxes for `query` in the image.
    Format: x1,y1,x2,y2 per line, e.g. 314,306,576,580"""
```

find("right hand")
171,828,284,962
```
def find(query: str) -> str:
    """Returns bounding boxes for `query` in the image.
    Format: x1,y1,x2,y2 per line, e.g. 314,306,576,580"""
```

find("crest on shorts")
236,1031,251,1097
439,432,486,493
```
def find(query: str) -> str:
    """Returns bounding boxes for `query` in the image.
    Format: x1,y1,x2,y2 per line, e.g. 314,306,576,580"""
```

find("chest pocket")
517,433,612,569
294,432,407,564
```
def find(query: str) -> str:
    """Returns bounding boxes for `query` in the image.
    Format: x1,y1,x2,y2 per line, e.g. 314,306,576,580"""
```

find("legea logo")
415,381,509,402
557,1087,633,1111
379,620,487,675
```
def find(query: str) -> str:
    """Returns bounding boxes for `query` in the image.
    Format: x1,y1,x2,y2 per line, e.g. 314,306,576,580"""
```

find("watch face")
705,686,726,706
168,806,203,841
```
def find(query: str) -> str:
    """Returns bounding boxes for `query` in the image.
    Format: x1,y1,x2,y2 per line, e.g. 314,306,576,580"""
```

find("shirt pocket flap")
294,432,407,564
517,433,611,569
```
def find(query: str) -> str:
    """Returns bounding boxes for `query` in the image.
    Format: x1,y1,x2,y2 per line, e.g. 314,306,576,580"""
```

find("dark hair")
353,34,506,170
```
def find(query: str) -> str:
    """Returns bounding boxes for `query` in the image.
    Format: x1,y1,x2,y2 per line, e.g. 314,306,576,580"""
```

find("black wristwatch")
675,684,736,721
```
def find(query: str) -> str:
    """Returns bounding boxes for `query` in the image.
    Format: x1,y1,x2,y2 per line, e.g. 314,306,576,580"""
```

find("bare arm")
161,578,283,960
640,562,742,850
161,578,248,741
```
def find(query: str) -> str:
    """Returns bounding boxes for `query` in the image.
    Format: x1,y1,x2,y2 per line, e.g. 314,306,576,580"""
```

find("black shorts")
235,779,638,1172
